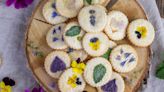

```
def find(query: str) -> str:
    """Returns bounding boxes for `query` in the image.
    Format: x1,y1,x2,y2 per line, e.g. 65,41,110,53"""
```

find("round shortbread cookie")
84,0,107,5
64,22,85,49
42,1,68,24
66,48,88,61
105,11,129,41
110,44,138,73
44,51,71,79
127,19,155,47
82,32,110,56
97,72,125,92
56,0,84,18
58,68,86,92
78,5,107,32
46,23,68,49
84,57,112,87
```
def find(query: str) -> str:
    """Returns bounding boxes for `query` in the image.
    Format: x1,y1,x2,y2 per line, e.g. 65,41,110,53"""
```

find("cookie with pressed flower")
84,0,107,5
127,19,155,47
110,44,138,73
56,0,83,18
58,68,86,92
82,32,110,56
46,23,68,49
105,11,129,40
84,57,112,87
44,51,71,79
64,22,85,49
42,1,68,24
97,72,125,92
66,48,88,61
78,5,107,32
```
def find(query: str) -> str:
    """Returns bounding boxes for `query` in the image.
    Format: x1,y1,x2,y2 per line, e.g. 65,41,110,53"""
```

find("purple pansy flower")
25,86,44,92
6,0,34,9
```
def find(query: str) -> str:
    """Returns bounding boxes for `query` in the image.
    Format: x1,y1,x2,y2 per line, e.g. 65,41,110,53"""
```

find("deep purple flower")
6,0,34,9
25,86,44,92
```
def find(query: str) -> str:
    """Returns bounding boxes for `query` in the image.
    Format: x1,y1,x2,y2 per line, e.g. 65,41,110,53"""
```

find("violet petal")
120,60,126,66
50,56,66,73
124,53,131,58
32,88,39,92
6,0,16,6
101,79,117,92
24,89,30,92
24,0,33,5
53,37,58,42
129,57,135,63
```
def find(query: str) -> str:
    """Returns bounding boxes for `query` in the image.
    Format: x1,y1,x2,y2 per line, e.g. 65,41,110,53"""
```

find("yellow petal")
67,74,78,88
72,74,77,79
0,86,11,92
0,82,5,88
67,79,72,84
71,61,77,68
6,86,11,92
71,83,77,88
137,26,147,38
89,42,94,47
79,63,86,69
73,68,83,74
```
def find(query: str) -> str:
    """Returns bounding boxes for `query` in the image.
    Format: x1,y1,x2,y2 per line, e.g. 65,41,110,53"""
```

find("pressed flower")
135,26,147,39
89,40,100,50
67,74,77,88
6,0,34,9
67,74,82,88
71,60,86,74
0,81,12,92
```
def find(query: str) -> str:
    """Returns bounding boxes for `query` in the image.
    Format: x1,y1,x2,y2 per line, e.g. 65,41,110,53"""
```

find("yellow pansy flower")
89,41,100,50
0,81,11,92
67,74,77,88
136,26,147,38
71,61,86,74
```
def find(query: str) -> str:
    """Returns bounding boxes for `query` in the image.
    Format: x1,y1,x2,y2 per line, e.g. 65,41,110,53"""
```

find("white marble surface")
0,0,164,92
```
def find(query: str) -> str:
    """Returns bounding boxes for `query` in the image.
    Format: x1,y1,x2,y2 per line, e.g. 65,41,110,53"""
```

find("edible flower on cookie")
67,74,82,88
89,37,100,50
71,58,86,74
135,26,147,39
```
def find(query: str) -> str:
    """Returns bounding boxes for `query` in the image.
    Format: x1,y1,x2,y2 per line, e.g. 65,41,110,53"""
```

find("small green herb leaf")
35,51,44,58
93,64,106,83
77,36,82,41
156,68,164,79
156,61,164,79
66,26,81,37
86,0,92,5
102,48,112,60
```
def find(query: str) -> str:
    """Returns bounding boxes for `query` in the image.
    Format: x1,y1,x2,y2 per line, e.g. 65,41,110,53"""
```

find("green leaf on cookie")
93,64,106,83
156,61,164,79
66,26,81,37
102,48,112,60
86,0,92,5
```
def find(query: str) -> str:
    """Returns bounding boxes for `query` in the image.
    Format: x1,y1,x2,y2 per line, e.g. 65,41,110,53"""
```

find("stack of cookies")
43,0,155,92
